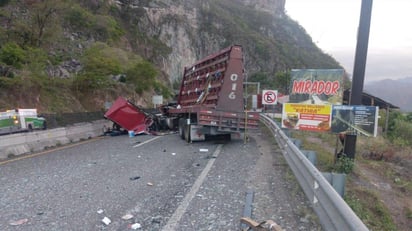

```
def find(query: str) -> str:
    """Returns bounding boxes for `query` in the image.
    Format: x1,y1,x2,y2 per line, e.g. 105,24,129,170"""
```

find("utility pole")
350,0,373,105
345,0,373,158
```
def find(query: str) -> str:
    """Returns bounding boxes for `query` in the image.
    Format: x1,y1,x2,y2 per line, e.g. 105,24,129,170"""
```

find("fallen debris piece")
102,217,111,225
240,217,284,231
9,218,28,226
97,209,104,214
147,182,154,186
130,223,142,229
171,153,176,156
129,176,141,181
206,155,217,159
199,148,208,152
121,214,134,220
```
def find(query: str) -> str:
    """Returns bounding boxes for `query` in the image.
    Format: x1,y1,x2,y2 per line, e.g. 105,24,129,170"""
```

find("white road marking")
133,136,161,148
161,144,223,231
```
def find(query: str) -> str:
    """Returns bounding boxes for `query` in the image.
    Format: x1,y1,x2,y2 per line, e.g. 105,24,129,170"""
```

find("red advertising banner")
289,69,344,105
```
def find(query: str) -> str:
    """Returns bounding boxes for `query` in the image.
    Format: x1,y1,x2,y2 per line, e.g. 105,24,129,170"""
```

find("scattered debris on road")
121,214,134,220
9,218,28,226
130,223,142,229
240,217,284,231
102,216,111,225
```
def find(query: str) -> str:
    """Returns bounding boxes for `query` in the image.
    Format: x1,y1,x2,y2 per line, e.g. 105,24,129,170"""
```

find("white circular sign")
262,90,278,105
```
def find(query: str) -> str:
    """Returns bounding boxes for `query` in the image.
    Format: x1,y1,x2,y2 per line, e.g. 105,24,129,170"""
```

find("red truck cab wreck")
104,96,153,135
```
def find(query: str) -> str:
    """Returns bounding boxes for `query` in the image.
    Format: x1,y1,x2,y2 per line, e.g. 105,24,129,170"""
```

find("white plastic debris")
97,209,104,214
199,148,208,152
121,214,134,220
147,182,154,186
9,218,28,226
102,217,111,225
131,223,142,229
171,152,176,156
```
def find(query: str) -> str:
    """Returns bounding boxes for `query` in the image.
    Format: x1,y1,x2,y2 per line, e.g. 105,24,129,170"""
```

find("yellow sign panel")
282,103,332,132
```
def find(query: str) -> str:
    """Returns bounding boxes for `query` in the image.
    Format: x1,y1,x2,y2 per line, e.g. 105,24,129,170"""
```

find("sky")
285,0,412,83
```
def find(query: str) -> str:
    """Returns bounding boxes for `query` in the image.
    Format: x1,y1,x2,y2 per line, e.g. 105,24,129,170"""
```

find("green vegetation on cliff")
0,0,342,112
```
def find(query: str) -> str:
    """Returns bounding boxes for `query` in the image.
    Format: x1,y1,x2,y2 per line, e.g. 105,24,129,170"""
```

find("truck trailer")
105,45,259,142
163,45,259,141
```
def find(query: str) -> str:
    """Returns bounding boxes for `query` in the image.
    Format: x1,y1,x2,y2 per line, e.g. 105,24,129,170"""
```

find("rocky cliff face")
0,0,340,112
113,0,336,85
242,0,285,14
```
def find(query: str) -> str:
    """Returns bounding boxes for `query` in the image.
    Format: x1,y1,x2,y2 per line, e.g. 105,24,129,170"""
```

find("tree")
273,71,291,94
12,0,68,47
126,61,158,94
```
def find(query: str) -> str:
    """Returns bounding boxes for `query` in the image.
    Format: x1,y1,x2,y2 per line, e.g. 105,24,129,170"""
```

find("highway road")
0,130,321,230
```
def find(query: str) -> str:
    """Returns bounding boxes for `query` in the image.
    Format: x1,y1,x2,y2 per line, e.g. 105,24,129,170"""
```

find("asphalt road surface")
0,129,322,231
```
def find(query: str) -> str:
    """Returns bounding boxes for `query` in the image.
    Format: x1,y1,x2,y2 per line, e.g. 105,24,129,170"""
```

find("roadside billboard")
331,105,379,137
282,103,332,132
289,69,344,105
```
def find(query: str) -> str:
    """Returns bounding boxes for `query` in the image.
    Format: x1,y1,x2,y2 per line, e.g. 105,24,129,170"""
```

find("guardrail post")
290,138,302,149
301,150,317,166
321,172,346,197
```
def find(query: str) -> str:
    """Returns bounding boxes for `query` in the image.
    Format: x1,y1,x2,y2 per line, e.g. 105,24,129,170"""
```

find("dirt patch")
354,161,412,230
303,135,412,230
305,136,336,154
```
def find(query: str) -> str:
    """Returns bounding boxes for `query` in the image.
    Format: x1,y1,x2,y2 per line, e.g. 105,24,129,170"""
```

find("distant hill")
364,77,412,112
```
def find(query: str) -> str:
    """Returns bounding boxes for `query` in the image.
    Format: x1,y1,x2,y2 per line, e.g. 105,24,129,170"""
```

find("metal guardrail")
260,113,369,231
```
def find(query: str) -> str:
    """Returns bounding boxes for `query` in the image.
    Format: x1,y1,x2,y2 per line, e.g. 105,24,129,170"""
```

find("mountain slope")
365,77,412,112
0,0,341,112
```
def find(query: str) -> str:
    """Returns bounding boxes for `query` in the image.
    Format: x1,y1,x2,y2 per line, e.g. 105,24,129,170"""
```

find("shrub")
385,111,412,147
126,61,158,94
334,155,354,174
64,5,94,30
0,42,25,68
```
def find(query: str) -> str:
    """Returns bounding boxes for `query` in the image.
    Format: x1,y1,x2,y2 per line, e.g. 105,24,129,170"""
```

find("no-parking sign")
262,90,278,105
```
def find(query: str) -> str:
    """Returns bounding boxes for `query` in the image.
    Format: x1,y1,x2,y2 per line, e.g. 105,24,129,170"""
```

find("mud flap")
189,124,205,141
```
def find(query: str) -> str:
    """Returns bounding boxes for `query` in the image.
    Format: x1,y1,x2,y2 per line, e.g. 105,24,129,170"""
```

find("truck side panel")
197,110,259,131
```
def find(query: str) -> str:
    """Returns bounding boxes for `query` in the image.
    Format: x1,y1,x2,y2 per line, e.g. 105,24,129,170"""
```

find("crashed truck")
104,45,260,142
